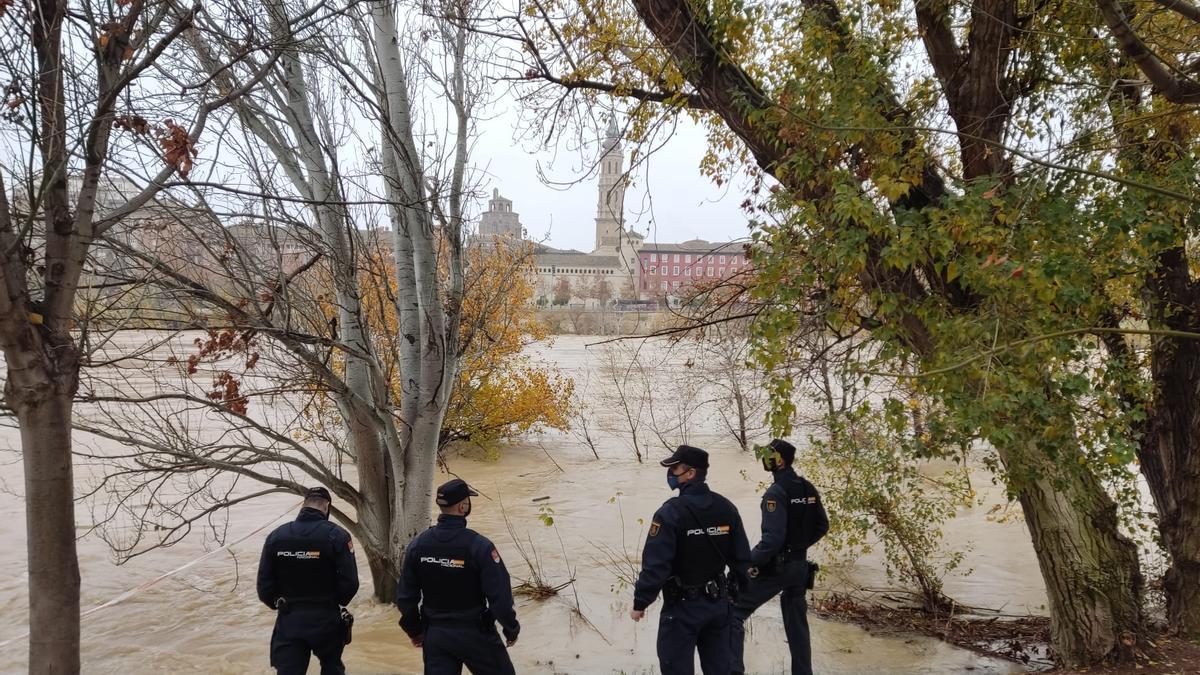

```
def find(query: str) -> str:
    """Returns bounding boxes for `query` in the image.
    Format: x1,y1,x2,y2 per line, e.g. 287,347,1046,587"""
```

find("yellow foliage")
445,238,576,447
328,236,575,450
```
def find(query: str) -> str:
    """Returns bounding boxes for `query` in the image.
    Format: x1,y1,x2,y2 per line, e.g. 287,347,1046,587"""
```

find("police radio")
755,444,784,472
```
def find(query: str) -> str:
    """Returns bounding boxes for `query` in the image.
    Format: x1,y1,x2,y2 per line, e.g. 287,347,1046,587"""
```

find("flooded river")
0,335,1045,673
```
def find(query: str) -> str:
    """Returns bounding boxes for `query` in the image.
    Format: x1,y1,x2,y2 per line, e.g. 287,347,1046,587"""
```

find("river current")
0,335,1045,673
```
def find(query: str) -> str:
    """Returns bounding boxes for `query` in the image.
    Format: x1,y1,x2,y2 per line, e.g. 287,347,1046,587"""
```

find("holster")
478,608,497,631
806,561,820,590
701,578,725,601
340,607,354,645
663,578,683,604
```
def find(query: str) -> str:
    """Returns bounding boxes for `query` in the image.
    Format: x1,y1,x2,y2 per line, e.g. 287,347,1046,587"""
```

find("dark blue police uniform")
257,502,359,675
635,446,751,675
732,465,829,675
396,514,519,674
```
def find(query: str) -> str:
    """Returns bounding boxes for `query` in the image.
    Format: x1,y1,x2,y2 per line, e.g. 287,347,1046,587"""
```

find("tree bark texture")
1141,246,1200,636
1009,445,1143,665
15,391,82,674
365,543,400,603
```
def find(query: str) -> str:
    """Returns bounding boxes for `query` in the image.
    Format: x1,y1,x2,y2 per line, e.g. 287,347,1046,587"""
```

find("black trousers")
731,560,812,675
656,595,733,675
423,622,516,675
270,606,346,675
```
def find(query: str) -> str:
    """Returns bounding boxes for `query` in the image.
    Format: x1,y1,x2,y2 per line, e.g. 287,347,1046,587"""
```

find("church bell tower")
595,119,627,252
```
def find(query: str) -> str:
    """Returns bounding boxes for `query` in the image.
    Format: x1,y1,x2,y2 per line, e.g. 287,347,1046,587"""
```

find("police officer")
630,445,751,675
732,438,829,675
396,478,520,675
257,486,359,675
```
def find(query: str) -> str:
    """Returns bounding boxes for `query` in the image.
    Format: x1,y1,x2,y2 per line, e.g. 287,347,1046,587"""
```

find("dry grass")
499,498,575,600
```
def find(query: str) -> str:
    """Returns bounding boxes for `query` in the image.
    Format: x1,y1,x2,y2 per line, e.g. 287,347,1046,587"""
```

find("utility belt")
762,550,820,590
422,605,493,628
775,545,801,568
663,575,727,603
274,595,338,613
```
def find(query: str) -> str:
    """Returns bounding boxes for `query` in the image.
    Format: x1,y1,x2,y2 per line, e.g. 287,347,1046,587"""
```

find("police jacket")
395,514,520,641
633,481,751,611
256,506,359,609
750,467,829,567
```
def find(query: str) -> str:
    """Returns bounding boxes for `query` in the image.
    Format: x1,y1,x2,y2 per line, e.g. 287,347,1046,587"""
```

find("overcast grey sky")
470,103,753,253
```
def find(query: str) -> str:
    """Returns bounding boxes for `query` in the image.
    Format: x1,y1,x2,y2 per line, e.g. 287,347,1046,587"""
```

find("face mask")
667,468,681,490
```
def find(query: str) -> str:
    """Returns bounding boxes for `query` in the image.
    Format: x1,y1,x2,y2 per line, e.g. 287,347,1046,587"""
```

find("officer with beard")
630,445,751,675
257,486,359,675
396,478,520,674
732,439,829,675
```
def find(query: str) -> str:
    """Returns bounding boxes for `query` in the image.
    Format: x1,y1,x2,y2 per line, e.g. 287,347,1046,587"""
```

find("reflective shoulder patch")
649,521,662,537
277,550,321,559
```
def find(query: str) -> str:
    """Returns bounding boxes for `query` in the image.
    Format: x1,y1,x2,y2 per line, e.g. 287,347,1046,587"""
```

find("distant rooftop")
537,252,620,267
639,239,745,254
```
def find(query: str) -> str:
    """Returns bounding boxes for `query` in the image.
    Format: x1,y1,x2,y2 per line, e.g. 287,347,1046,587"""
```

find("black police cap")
660,444,709,470
435,478,479,506
305,486,332,502
769,438,797,464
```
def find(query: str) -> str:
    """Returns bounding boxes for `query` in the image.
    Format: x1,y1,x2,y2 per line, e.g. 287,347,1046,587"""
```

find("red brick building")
637,239,750,299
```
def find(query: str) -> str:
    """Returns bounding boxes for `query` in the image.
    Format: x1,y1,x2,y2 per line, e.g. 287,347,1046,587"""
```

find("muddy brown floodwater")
0,335,1047,674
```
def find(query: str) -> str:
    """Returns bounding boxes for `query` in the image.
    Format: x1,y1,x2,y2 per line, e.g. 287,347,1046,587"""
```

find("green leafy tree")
511,0,1200,664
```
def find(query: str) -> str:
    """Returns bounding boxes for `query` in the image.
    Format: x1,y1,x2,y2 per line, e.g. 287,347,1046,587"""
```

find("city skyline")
471,107,753,254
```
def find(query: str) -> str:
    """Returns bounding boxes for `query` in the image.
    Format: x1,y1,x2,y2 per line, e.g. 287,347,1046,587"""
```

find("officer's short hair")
769,439,796,467
685,464,708,482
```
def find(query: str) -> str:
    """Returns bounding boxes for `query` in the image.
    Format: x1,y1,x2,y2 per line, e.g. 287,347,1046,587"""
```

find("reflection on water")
0,335,1039,673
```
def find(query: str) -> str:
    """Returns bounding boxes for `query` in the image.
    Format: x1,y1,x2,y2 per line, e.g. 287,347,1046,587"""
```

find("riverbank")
1050,635,1200,675
813,592,1200,674
812,592,1052,670
535,307,672,335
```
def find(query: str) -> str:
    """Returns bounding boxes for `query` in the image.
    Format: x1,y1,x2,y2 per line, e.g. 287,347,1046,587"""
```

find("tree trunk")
1141,333,1200,636
733,378,748,451
399,411,440,541
624,0,1143,664
365,544,400,603
1006,443,1143,666
371,0,451,568
15,389,81,674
